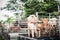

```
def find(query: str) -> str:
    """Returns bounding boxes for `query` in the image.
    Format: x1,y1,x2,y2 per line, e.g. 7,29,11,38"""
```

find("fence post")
58,13,60,38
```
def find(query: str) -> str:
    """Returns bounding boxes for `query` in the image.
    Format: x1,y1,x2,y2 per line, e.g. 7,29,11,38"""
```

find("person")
10,22,20,32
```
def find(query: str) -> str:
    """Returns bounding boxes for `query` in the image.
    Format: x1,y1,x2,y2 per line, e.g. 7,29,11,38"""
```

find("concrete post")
36,12,39,20
58,13,60,38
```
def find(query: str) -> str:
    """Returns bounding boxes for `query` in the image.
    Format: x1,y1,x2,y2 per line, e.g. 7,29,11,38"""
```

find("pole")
36,12,39,20
58,14,60,38
49,13,50,20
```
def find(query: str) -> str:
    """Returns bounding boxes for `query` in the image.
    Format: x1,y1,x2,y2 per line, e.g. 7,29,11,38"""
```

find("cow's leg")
28,27,30,37
31,29,34,37
28,29,30,37
34,29,38,37
38,29,41,37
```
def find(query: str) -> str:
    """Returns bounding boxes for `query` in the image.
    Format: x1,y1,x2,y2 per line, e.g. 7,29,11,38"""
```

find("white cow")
48,18,58,27
27,15,38,37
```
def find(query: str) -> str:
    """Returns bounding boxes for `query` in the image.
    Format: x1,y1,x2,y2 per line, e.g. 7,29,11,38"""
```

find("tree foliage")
3,0,58,18
3,0,24,13
3,0,24,20
4,0,17,10
21,0,58,17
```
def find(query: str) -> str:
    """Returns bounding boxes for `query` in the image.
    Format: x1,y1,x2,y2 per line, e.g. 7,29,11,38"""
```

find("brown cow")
38,18,53,37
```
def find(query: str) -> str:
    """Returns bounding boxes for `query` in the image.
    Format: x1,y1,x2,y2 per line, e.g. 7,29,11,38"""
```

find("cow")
27,15,38,37
38,18,53,37
48,18,58,36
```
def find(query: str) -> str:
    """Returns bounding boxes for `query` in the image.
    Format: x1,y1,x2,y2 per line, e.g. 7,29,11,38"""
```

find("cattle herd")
27,15,59,38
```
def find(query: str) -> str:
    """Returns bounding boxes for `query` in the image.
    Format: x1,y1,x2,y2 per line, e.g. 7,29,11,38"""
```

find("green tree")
3,0,58,18
3,15,14,26
21,0,58,17
4,17,14,24
3,0,24,19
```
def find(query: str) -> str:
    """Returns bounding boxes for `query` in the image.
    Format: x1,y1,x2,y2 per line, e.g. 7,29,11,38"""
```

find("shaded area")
16,34,59,40
0,35,4,40
0,32,10,40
